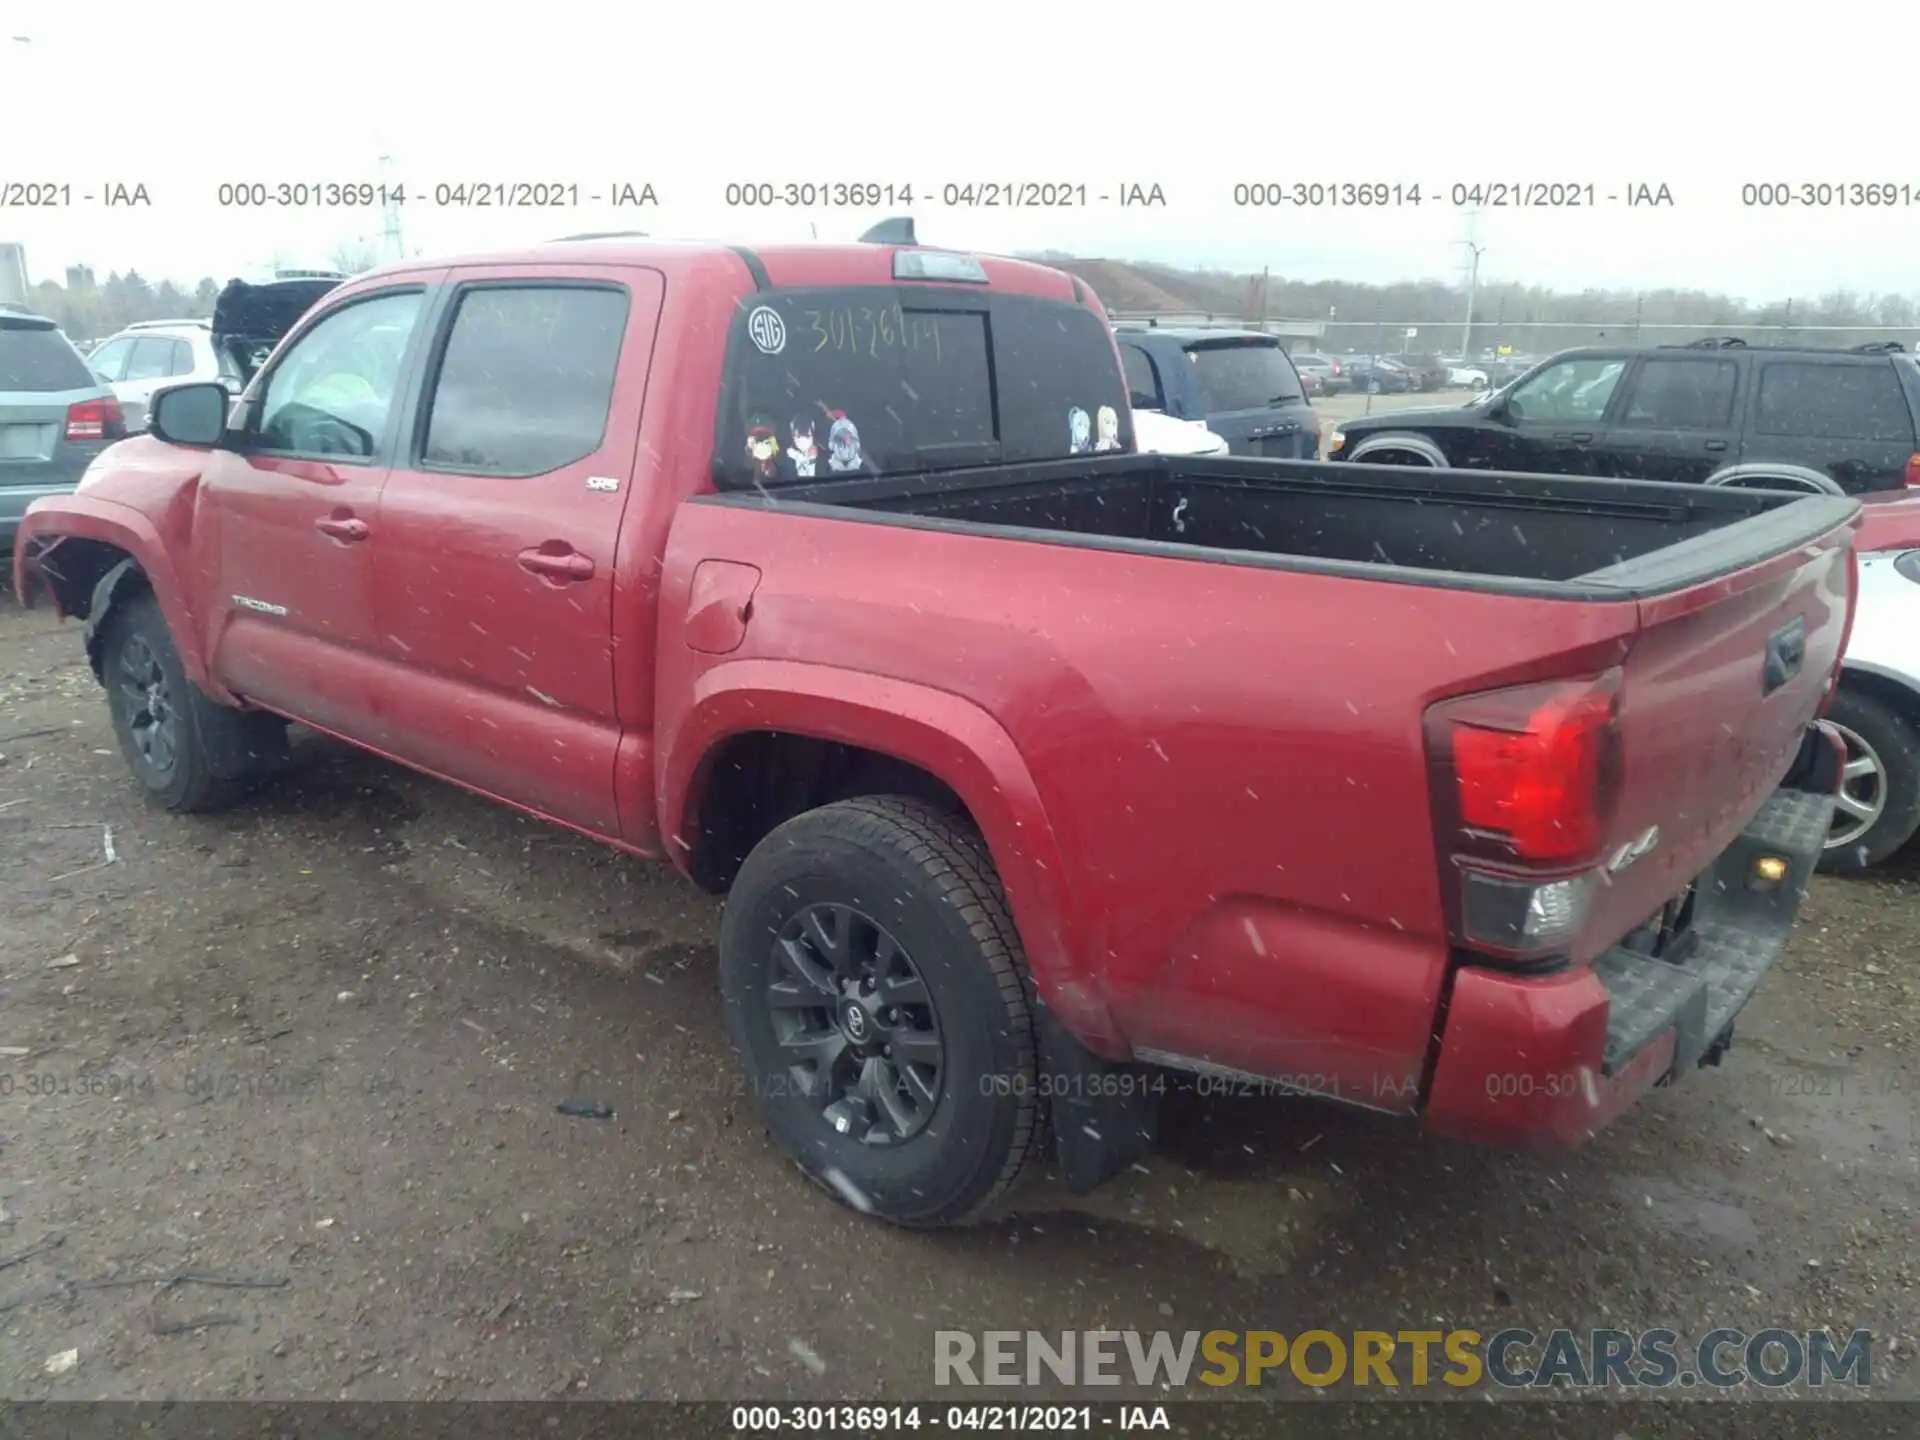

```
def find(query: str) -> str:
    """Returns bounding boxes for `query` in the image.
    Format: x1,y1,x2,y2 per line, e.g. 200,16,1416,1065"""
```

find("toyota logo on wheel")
845,1008,868,1040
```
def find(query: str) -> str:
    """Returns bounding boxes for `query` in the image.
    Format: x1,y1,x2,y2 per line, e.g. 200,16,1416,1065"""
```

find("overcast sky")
3,0,1913,304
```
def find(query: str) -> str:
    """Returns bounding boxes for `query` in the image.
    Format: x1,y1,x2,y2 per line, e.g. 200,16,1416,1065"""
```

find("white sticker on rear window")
747,306,786,355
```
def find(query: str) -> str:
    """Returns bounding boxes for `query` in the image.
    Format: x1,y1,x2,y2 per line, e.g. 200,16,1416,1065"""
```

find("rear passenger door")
371,266,665,837
1742,358,1917,494
1588,354,1741,484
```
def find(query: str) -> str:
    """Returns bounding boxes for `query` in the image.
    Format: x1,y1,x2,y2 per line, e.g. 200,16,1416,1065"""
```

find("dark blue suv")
1115,325,1321,459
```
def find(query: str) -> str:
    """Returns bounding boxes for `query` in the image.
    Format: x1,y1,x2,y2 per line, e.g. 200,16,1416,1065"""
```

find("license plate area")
0,423,55,461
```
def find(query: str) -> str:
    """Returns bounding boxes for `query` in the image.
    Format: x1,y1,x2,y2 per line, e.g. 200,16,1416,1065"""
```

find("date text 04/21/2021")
721,182,1167,208
730,1405,1169,1432
1228,181,1676,208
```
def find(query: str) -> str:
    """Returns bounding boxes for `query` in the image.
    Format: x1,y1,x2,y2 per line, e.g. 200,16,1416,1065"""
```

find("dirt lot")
1,585,1916,1412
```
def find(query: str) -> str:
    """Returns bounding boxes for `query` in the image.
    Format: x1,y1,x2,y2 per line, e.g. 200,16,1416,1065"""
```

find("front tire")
1819,687,1920,874
719,796,1043,1227
101,591,251,813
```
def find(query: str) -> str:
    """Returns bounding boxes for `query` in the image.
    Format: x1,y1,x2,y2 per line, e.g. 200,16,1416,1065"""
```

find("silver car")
84,319,242,432
1,307,125,555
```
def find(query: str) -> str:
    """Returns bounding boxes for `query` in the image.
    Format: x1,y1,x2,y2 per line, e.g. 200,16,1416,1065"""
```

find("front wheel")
1819,687,1920,874
719,796,1044,1227
101,591,254,812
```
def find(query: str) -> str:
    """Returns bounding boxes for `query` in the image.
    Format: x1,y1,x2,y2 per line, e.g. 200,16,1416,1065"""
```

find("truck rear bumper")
1425,723,1843,1149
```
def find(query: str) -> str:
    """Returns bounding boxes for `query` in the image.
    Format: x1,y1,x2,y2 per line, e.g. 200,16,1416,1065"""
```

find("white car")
83,320,240,432
1824,548,1920,873
1132,407,1228,456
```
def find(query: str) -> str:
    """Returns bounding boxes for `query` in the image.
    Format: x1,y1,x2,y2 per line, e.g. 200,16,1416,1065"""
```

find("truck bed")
715,455,1856,598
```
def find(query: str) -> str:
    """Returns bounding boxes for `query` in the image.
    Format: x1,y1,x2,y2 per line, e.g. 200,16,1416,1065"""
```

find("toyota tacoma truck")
12,232,1856,1228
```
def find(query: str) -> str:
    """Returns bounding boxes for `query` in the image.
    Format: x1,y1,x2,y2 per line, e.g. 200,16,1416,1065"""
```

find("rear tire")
1818,687,1920,874
101,591,253,813
719,796,1043,1228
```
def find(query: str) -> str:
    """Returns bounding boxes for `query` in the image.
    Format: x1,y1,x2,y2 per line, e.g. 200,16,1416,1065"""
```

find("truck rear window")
1185,340,1303,411
714,286,1132,488
0,318,97,392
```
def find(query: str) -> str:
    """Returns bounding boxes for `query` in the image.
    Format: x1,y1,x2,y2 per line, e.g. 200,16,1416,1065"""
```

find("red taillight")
1904,453,1919,488
65,396,125,443
1439,673,1622,865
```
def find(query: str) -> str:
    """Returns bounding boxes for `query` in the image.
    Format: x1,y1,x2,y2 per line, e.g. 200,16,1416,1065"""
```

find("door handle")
518,546,595,583
1554,431,1595,444
1704,440,1729,452
315,515,369,543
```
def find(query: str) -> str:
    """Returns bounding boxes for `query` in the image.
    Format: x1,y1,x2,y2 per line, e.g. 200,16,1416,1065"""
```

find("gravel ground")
1,587,1915,1416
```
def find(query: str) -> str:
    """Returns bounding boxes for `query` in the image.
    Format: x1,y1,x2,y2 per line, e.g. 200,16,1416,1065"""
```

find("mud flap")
1035,1008,1161,1194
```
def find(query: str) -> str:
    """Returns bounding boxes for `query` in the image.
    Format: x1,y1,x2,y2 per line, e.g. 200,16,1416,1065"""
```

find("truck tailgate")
1578,529,1853,957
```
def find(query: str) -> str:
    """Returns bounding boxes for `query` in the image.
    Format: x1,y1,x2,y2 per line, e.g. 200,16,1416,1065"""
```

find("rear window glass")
423,285,630,476
715,287,1132,488
0,320,97,391
1185,341,1302,410
1754,362,1913,441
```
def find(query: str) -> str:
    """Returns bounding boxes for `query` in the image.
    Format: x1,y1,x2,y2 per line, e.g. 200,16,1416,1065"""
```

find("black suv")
1325,338,1920,495
1115,326,1320,458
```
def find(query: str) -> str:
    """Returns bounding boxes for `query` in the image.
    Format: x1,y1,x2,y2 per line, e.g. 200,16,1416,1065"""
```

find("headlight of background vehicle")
1328,430,1347,454
1894,550,1920,584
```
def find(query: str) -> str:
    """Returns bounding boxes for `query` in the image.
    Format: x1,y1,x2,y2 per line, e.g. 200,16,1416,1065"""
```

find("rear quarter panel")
656,501,1644,1102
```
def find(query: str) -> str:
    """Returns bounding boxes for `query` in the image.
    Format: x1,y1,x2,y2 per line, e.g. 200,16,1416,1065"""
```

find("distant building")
0,243,29,308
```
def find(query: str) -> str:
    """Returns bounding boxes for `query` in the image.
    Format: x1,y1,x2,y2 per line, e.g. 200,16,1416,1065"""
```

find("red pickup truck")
12,233,1856,1228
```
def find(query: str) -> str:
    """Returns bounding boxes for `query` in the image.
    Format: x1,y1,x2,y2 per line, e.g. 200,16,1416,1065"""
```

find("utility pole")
1460,240,1486,360
379,150,404,264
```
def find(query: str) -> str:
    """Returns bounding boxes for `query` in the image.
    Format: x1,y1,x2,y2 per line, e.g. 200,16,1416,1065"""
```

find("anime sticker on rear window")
826,411,864,472
787,416,818,477
1068,407,1091,455
746,417,782,482
1095,405,1119,452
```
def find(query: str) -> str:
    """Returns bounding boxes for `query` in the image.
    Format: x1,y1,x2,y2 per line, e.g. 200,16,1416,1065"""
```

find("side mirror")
148,382,230,447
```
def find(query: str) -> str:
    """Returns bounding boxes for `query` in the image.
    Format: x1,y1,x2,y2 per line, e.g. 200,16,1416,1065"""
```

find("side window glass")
169,339,196,376
123,337,177,382
1755,362,1912,441
1620,359,1737,429
422,286,630,476
257,291,425,459
1122,344,1163,409
1506,358,1626,424
87,338,133,382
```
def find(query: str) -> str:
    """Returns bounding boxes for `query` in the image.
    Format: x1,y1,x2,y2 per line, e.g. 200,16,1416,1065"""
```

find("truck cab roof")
358,238,1092,307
